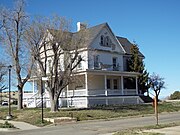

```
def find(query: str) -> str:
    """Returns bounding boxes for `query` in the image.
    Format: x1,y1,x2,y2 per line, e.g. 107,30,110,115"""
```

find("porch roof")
28,69,140,82
75,69,140,77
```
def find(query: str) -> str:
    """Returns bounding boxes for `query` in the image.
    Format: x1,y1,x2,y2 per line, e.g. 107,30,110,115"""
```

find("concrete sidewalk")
144,126,180,135
0,120,39,131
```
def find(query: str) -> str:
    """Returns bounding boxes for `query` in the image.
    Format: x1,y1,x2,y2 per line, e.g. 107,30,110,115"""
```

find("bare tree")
25,16,89,111
149,73,165,125
0,0,34,110
0,63,7,104
149,73,165,102
0,62,7,94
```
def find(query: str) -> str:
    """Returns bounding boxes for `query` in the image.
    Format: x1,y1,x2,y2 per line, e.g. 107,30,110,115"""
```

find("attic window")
105,36,109,46
105,36,111,47
100,35,111,47
100,35,104,45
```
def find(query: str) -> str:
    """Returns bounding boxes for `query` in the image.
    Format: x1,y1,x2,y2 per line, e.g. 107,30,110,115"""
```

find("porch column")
85,73,88,96
121,76,124,95
67,85,69,108
32,79,35,94
104,75,107,96
104,75,108,105
67,85,69,97
135,76,138,95
85,73,88,107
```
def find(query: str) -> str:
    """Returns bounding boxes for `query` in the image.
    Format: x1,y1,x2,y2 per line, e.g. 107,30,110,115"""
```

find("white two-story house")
23,22,145,108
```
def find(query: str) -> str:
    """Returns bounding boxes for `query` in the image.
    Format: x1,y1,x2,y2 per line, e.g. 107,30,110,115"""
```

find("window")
100,35,104,45
113,79,118,89
105,36,109,46
94,55,100,68
107,79,111,89
78,55,82,68
112,57,117,70
124,77,136,89
104,36,112,47
48,59,52,71
100,35,111,47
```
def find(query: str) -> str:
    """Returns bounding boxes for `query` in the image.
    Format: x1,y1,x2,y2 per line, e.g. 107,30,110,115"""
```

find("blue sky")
1,0,180,98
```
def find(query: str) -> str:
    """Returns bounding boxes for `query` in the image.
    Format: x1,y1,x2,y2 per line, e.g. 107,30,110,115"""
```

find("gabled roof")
77,23,108,47
83,23,107,40
48,23,107,49
116,36,144,58
84,23,126,53
48,23,144,58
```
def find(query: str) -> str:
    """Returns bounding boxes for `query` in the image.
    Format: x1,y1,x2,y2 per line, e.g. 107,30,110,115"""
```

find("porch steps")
139,95,153,103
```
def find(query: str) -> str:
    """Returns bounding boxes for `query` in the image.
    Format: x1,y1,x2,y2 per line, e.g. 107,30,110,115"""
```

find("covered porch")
23,70,141,108
64,69,139,97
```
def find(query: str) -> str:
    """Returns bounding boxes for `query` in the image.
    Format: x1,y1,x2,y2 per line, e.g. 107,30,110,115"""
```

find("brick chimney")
77,22,87,31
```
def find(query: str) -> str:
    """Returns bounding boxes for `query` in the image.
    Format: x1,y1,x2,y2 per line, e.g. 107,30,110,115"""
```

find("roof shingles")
116,36,144,58
49,22,144,58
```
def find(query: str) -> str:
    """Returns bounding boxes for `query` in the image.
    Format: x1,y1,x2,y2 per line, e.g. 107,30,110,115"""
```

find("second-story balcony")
93,62,121,71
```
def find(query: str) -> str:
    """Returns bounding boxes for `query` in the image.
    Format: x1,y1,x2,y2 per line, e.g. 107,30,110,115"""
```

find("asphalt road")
1,112,180,135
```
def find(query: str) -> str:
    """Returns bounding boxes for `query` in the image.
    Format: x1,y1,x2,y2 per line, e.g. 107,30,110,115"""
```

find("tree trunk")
49,93,59,112
17,87,23,110
155,92,159,125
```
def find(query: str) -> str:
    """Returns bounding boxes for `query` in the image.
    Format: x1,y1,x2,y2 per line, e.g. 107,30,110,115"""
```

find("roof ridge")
88,22,107,29
116,36,127,39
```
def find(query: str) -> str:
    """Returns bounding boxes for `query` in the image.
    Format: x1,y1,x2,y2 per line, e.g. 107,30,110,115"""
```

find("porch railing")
62,89,137,97
123,89,137,95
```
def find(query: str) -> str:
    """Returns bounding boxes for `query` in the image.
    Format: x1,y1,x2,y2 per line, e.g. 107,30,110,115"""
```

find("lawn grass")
0,101,180,126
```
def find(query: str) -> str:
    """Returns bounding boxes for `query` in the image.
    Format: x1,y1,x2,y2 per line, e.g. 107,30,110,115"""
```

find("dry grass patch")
0,101,180,126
